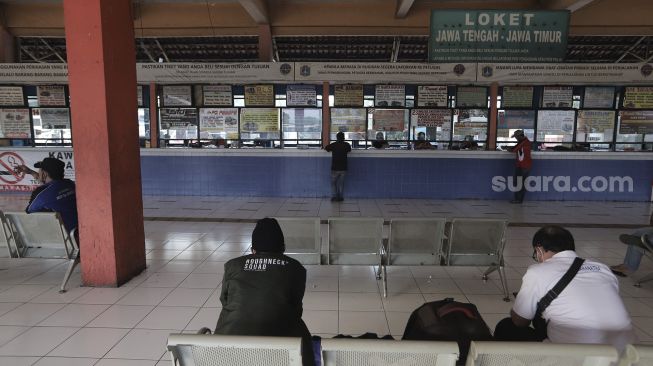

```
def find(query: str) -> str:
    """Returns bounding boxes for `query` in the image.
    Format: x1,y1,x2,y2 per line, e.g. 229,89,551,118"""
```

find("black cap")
251,218,285,253
512,129,525,138
34,158,65,179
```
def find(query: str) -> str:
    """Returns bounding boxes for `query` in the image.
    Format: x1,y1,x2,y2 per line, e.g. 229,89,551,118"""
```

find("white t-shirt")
513,250,635,350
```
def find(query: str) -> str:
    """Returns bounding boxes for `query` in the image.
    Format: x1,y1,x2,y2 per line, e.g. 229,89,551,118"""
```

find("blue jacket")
26,179,78,233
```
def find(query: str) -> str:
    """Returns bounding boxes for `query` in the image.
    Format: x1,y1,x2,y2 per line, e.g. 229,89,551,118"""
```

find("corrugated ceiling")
17,35,652,63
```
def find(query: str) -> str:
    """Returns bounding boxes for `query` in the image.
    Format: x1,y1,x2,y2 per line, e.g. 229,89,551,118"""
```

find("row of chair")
167,333,653,366
0,211,80,293
276,217,510,300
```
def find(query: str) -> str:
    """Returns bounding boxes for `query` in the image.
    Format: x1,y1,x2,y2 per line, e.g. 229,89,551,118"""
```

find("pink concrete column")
63,0,146,286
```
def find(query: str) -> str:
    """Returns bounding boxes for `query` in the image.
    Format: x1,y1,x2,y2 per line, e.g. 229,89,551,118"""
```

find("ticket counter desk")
0,147,650,202
140,148,653,201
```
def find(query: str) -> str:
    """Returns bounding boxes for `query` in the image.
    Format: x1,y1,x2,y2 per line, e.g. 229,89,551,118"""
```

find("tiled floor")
0,196,651,365
0,195,651,226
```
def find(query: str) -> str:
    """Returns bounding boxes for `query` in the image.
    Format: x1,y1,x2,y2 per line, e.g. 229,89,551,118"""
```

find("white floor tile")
184,308,217,333
139,273,189,288
105,328,173,360
0,303,22,317
117,288,174,306
338,311,389,336
338,277,379,293
306,277,338,292
455,279,503,296
95,360,157,366
0,326,78,356
303,291,338,311
204,289,221,308
29,287,91,304
135,306,198,330
416,278,462,294
381,293,425,312
38,304,109,327
87,305,155,329
0,356,40,366
178,274,220,289
72,287,134,305
33,357,98,366
48,328,129,358
0,285,53,303
191,261,225,275
385,311,411,335
0,326,29,347
464,294,513,314
339,293,383,312
386,277,421,294
303,310,338,334
0,303,66,326
159,288,212,307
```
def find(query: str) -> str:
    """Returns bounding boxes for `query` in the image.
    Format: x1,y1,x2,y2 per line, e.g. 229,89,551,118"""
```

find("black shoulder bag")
532,257,585,340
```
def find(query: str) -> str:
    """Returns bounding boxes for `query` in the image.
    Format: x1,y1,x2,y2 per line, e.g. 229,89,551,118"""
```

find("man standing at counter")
325,132,351,202
508,129,532,204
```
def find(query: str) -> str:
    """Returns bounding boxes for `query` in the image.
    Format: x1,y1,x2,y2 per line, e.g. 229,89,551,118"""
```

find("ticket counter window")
330,108,366,147
452,109,488,149
159,108,199,147
239,108,280,148
282,108,322,148
536,110,574,150
615,111,653,151
32,108,72,146
496,110,535,151
575,110,615,151
367,109,409,149
138,108,150,147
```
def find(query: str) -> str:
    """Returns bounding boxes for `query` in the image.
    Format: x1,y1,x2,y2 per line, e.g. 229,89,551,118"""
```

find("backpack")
402,298,493,364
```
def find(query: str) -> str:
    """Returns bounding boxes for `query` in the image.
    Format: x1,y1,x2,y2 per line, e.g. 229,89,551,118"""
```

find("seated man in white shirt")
494,225,635,350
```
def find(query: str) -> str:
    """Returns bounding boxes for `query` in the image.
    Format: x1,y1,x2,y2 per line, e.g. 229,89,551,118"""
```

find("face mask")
532,247,544,263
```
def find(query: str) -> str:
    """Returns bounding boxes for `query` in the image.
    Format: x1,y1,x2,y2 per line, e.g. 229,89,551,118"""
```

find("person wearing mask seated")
371,132,389,149
215,218,314,366
15,158,78,235
494,225,635,351
413,132,433,150
460,135,479,150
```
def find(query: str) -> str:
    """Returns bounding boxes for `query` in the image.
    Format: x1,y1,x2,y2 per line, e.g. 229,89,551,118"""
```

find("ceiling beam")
615,35,646,63
395,0,415,18
258,23,272,61
238,0,268,25
540,0,597,12
566,0,597,12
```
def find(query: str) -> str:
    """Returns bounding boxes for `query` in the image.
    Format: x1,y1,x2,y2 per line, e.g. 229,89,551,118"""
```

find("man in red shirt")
509,130,532,204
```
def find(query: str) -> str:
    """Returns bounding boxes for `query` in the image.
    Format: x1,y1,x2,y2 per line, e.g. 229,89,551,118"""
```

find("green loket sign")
429,10,570,63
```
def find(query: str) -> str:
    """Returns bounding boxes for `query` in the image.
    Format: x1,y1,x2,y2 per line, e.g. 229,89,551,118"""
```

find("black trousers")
514,167,530,202
493,318,546,342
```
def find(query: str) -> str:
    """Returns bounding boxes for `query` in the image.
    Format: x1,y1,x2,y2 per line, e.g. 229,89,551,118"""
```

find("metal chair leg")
498,265,511,302
634,272,653,288
382,264,387,298
482,264,498,281
59,252,80,294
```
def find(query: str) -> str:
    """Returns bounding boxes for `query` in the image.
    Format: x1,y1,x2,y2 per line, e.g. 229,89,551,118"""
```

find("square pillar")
63,0,146,286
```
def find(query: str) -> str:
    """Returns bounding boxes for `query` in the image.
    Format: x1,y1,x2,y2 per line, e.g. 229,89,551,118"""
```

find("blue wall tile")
140,155,653,201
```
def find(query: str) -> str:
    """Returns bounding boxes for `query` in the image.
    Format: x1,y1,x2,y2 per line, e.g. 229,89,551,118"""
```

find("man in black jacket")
324,131,351,202
215,218,314,366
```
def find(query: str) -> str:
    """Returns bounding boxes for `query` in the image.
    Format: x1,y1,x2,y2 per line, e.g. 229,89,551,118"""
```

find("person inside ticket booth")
15,157,78,235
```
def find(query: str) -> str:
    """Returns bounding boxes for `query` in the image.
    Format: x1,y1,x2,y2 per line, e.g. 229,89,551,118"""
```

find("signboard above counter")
0,62,650,85
429,10,570,63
